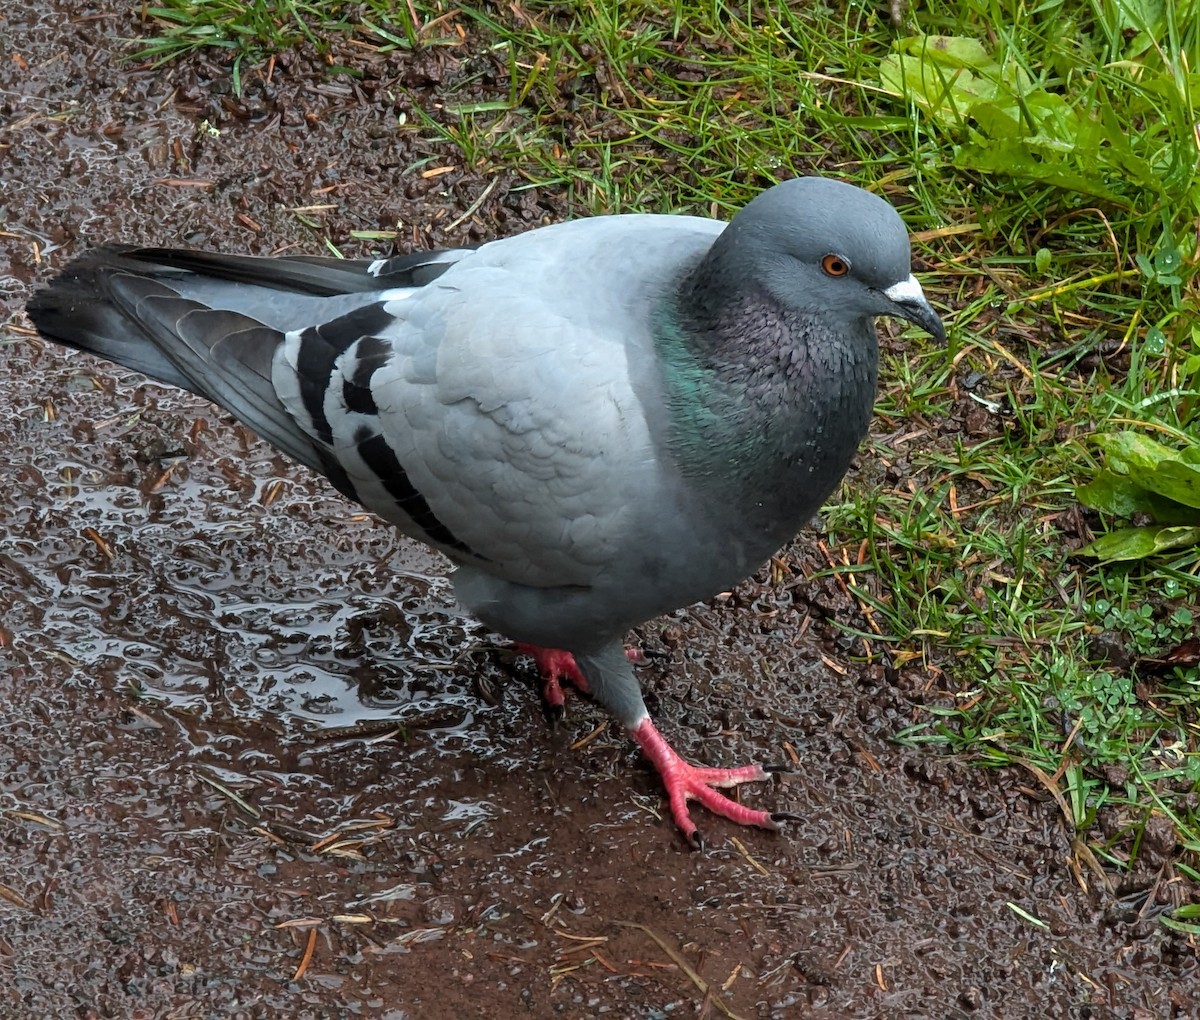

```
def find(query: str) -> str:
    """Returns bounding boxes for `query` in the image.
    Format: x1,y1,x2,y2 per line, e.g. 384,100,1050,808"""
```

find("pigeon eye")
821,254,850,277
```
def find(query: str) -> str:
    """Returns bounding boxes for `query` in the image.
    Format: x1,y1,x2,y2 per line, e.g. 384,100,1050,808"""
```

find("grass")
130,0,463,90
130,1,1200,890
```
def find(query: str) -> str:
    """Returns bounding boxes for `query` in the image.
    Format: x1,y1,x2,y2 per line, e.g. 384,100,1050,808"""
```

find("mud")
1,3,1196,1017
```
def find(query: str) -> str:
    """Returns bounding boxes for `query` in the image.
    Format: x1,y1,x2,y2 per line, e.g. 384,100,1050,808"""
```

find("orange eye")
821,254,850,277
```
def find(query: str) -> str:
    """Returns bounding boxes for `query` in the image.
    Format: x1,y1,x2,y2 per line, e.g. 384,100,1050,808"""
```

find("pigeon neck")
654,272,878,534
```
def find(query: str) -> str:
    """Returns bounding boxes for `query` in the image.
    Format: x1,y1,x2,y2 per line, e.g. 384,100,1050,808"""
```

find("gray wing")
272,215,725,585
28,216,725,587
278,282,644,583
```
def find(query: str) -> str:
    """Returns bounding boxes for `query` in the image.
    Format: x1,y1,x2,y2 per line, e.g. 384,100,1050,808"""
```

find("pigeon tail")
26,248,334,480
26,246,200,392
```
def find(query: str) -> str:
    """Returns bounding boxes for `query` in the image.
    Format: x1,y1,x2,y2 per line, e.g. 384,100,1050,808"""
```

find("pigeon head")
658,176,944,528
708,176,945,343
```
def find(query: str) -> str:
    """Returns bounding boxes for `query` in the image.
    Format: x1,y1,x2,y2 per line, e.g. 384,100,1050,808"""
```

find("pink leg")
631,717,784,848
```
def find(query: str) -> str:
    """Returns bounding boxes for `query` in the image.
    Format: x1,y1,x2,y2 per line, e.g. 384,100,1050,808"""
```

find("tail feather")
120,248,388,296
58,245,469,297
27,244,478,500
25,247,351,478
25,247,196,390
125,288,321,473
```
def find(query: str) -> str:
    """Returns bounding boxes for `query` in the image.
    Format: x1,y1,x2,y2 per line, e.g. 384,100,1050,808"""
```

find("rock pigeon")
26,177,945,847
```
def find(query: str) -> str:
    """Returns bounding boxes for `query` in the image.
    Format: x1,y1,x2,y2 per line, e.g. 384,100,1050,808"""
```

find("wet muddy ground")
1,3,1197,1017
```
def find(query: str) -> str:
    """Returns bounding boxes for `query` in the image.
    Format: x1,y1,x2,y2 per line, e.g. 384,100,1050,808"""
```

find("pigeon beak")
883,274,946,343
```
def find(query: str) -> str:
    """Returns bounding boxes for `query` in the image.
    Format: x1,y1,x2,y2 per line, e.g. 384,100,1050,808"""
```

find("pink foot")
512,644,643,713
513,643,590,711
631,718,785,848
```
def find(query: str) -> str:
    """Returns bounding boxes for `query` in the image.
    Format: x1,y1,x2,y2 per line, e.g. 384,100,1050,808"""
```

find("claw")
541,670,568,712
544,700,566,727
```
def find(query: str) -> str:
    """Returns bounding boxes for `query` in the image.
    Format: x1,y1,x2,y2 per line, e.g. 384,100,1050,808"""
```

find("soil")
1,3,1197,1018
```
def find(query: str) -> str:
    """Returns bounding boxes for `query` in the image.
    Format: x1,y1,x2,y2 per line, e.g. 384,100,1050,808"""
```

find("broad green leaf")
1076,528,1160,561
880,36,1006,126
1094,101,1159,187
923,35,993,68
1024,90,1077,138
1112,0,1166,37
1078,471,1164,516
1094,432,1178,475
880,58,998,125
1145,327,1169,353
1148,461,1200,510
969,102,1023,140
893,34,994,70
1077,471,1200,524
1077,526,1200,562
957,142,1122,202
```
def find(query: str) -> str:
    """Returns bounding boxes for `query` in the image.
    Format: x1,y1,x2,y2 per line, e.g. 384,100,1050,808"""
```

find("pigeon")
26,177,945,848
